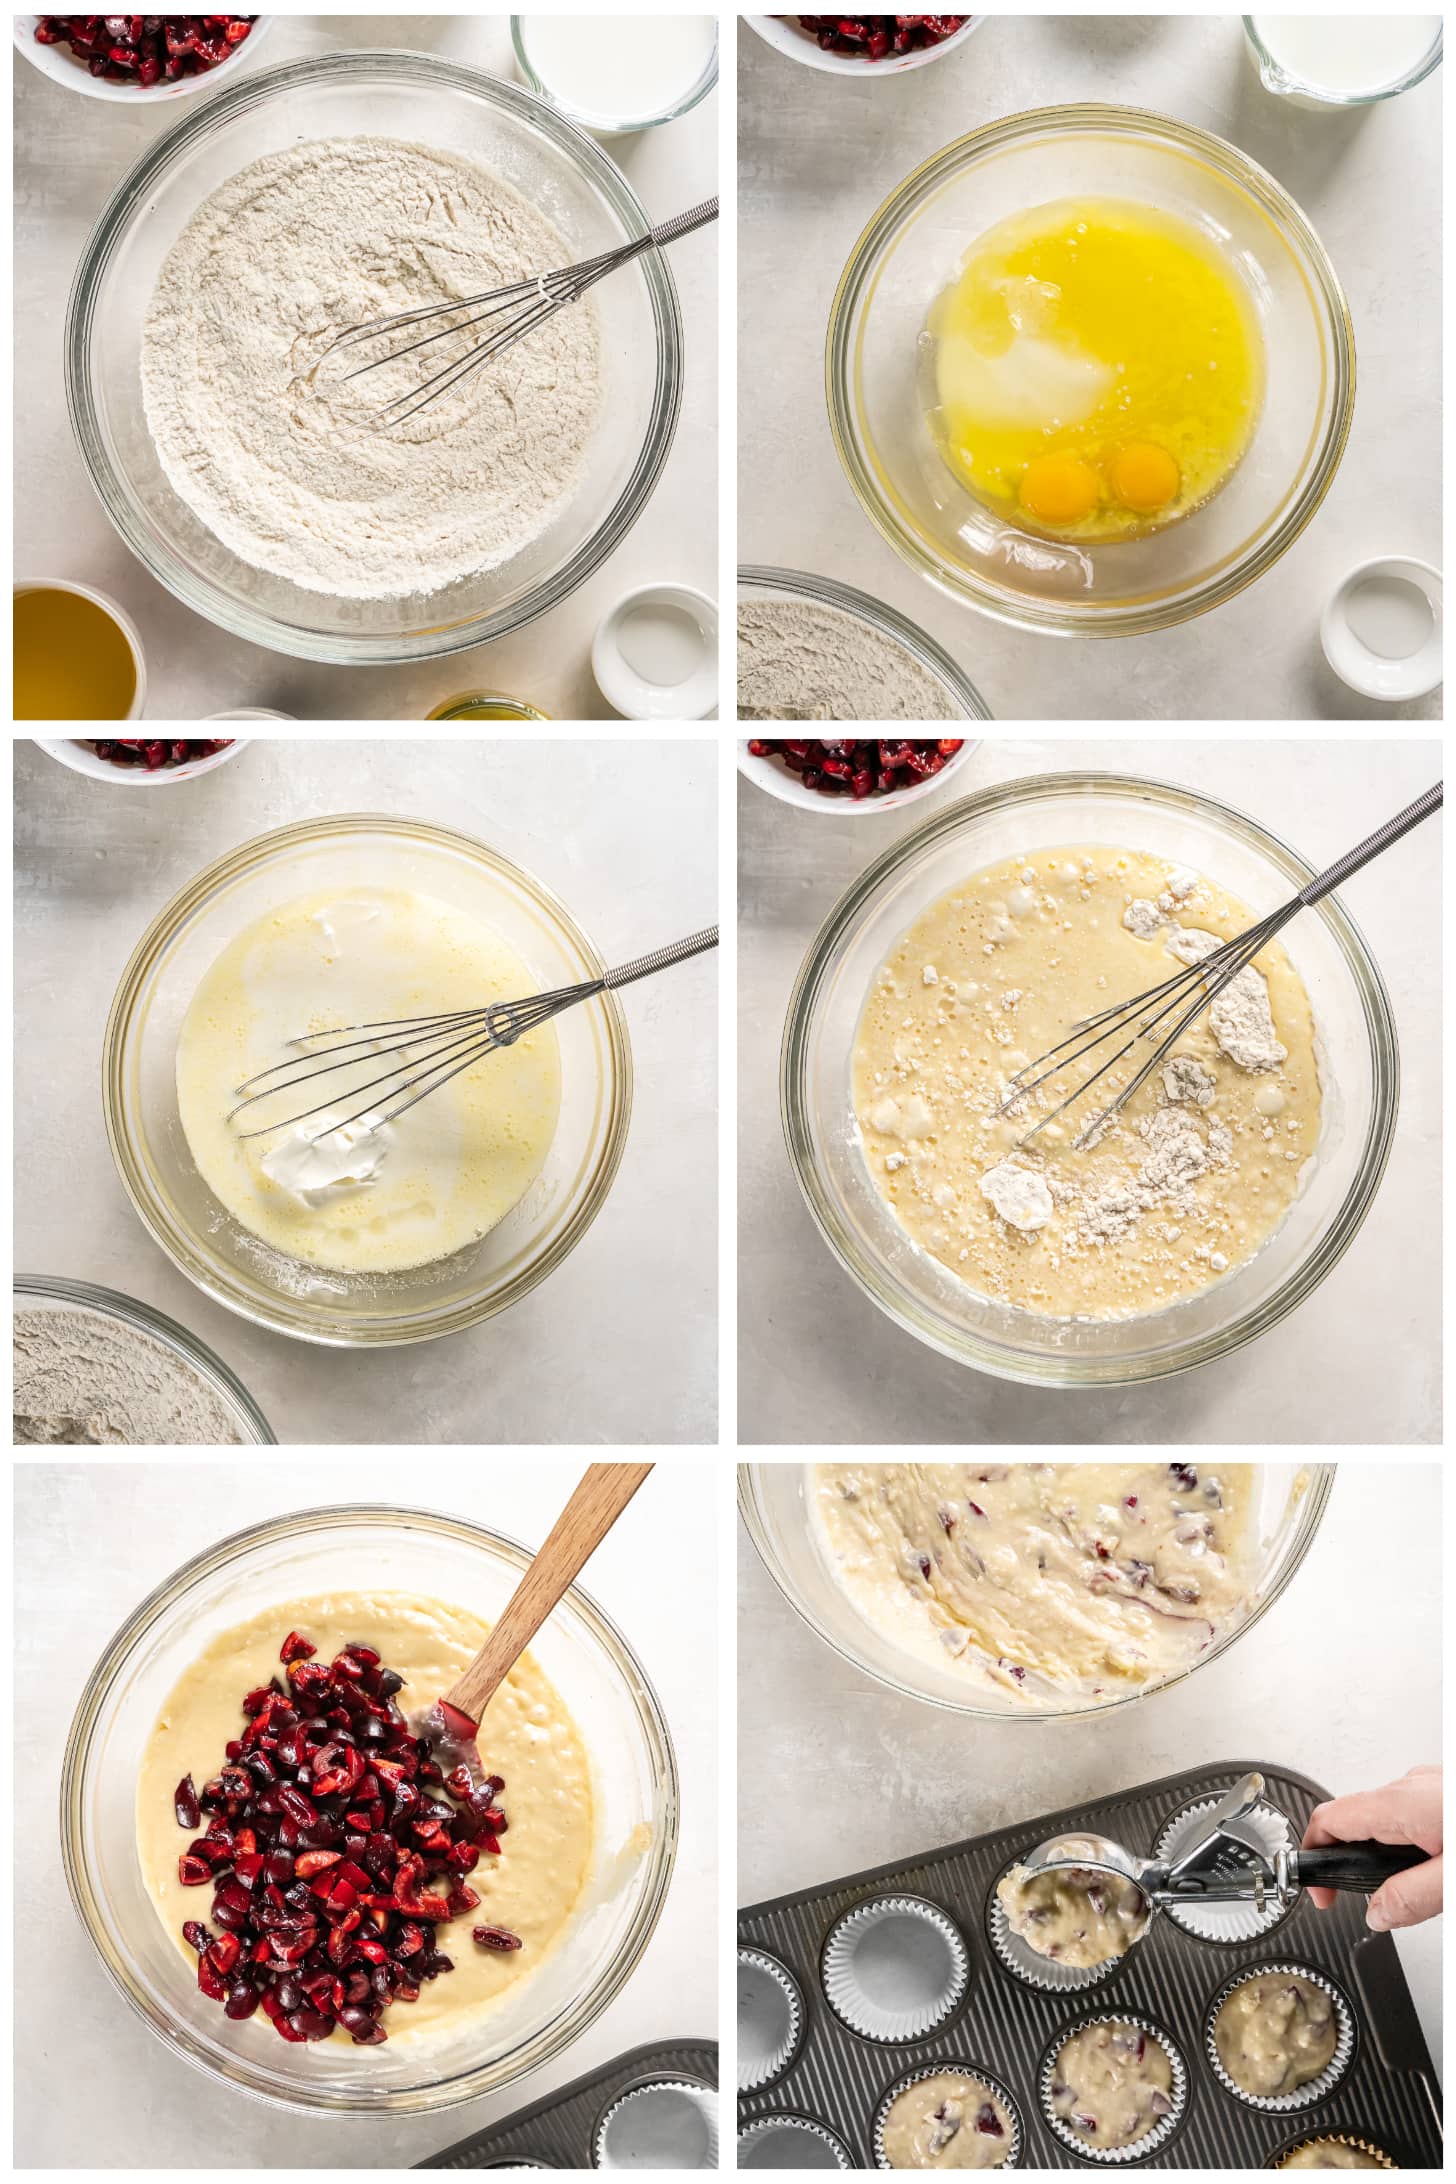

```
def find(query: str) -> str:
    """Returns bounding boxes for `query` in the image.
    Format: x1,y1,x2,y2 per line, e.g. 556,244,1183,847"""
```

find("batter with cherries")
1214,1972,1339,2098
1049,2021,1176,2150
996,1837,1150,1966
881,2072,1015,2169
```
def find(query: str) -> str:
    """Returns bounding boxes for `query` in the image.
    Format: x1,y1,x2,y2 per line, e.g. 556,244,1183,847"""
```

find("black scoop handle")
1294,1841,1430,1893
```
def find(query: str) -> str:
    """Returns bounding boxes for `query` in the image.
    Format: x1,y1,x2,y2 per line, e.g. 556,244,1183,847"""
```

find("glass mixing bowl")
740,1462,1334,1718
66,51,683,665
781,773,1398,1386
738,566,994,723
14,1274,274,1443
826,105,1355,637
103,814,631,1347
61,1504,678,2112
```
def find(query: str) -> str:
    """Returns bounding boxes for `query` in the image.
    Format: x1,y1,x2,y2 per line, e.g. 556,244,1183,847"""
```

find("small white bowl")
15,577,147,721
205,708,294,720
1321,555,1442,702
745,14,983,77
592,581,718,719
738,735,979,815
14,15,272,104
35,738,248,786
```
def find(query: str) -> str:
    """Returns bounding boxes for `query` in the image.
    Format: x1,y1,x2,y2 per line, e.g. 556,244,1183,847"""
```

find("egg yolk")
1111,441,1180,513
1020,453,1100,526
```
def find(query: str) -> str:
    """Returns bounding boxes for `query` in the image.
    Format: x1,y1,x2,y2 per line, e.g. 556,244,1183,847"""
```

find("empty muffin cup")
738,2115,854,2168
593,2078,718,2168
988,1846,1150,1994
739,1946,805,2092
1040,2012,1187,2163
1155,1794,1296,1944
822,1895,970,2043
1206,1963,1354,2113
1270,2132,1395,2169
874,2062,1022,2169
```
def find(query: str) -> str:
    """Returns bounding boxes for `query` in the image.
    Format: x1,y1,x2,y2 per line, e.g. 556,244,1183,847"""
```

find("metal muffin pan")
419,2039,717,2169
738,1763,1441,2169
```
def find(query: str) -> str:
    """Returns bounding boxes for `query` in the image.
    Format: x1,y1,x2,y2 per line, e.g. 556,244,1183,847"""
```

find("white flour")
142,138,602,600
14,1307,245,1445
1166,928,1289,1073
737,598,959,720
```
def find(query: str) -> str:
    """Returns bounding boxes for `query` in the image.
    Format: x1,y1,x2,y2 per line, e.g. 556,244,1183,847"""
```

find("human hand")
1302,1765,1442,1931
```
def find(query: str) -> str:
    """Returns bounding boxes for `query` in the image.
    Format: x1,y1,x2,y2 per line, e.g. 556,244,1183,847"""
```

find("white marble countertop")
14,14,717,722
16,1456,717,2167
738,738,1441,1444
738,14,1442,720
738,1459,1443,2083
14,734,718,1443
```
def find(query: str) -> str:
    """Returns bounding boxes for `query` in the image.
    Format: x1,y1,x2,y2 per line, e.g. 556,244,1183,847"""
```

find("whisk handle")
603,925,719,992
1297,782,1442,907
573,198,720,298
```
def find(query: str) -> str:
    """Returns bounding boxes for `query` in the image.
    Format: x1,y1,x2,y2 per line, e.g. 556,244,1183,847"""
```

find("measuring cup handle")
1295,1841,1430,1893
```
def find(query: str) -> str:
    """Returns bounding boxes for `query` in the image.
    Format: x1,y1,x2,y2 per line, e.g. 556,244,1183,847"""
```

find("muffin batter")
881,2073,1014,2169
852,847,1320,1319
176,887,560,1275
1279,2146,1386,2170
1214,1973,1338,2098
997,1838,1149,1966
1049,2021,1176,2149
814,1462,1255,1704
137,1592,593,2043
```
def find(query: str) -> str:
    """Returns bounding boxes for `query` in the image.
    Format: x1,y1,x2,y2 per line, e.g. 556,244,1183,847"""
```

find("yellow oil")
929,196,1265,542
14,587,138,720
426,694,551,722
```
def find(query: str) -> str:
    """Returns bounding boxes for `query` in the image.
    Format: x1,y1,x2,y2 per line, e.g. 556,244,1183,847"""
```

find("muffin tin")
419,2040,717,2168
738,1763,1441,2168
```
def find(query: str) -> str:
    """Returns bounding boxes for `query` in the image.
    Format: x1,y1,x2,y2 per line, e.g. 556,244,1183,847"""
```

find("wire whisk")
229,926,718,1142
999,784,1442,1152
325,196,719,426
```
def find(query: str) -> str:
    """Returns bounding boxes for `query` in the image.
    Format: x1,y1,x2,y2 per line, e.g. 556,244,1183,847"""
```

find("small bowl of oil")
14,579,146,723
426,693,552,721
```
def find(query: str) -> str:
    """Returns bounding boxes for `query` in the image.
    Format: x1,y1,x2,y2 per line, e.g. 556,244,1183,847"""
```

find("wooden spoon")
414,1461,654,1771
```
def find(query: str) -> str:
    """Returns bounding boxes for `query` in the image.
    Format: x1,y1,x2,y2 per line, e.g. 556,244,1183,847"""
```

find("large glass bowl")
103,814,631,1347
781,773,1398,1386
739,1461,1334,1717
60,1503,678,2112
65,51,683,665
827,105,1355,637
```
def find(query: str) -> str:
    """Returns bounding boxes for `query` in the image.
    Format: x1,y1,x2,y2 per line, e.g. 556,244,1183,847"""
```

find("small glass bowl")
827,104,1355,637
739,1461,1333,1718
14,1273,274,1443
737,567,994,724
60,1503,678,2113
65,52,683,665
102,814,631,1347
780,772,1398,1385
1243,16,1443,109
511,15,718,132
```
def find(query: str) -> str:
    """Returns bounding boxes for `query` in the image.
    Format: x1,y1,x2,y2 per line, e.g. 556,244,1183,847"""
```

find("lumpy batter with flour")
852,847,1320,1319
814,1462,1256,1703
142,139,602,599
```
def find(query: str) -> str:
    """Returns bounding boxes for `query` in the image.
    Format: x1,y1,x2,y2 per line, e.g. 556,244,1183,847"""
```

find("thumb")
1367,1853,1443,1932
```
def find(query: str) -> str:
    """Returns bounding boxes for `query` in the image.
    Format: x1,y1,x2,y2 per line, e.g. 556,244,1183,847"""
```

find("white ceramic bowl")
737,737,979,815
14,15,274,104
593,583,719,720
745,15,983,77
1321,556,1442,703
35,738,247,786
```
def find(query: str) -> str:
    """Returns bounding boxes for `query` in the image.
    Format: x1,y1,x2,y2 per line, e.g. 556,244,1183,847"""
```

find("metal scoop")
1019,1773,1429,1913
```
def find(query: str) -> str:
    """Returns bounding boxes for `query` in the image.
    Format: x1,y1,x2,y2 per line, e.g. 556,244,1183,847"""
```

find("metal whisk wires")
326,196,719,427
998,783,1442,1152
229,926,719,1142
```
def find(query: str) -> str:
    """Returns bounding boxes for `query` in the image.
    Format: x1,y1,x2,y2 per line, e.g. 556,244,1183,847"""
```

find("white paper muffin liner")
987,1848,1150,1994
739,1946,806,2093
873,2061,1023,2170
593,2077,719,2168
1039,2010,1188,2163
1155,1794,1297,1944
821,1894,970,2044
1205,1962,1355,2113
1269,2129,1396,2169
738,2114,854,2168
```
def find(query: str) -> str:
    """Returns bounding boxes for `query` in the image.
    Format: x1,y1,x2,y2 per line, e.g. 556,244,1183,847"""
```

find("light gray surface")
738,1461,1442,2084
738,739,1442,1444
738,14,1442,720
14,14,717,722
16,1457,717,2167
14,735,717,1444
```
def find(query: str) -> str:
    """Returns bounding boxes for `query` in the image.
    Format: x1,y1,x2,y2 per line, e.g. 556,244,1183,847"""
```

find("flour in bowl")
737,597,960,720
142,138,603,599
